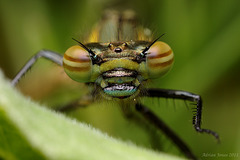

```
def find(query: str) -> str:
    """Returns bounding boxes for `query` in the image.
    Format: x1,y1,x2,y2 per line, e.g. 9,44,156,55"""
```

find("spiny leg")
135,103,197,160
146,88,219,141
11,50,63,86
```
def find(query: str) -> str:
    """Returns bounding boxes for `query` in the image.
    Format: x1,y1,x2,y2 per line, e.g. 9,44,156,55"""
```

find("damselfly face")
63,10,173,100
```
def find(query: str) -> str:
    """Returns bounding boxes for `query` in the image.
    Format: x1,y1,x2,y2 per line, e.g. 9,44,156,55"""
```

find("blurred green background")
0,0,240,159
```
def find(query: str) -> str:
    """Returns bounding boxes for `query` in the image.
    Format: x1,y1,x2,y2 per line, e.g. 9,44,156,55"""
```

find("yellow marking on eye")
63,62,91,72
148,58,174,68
64,54,90,62
147,49,172,59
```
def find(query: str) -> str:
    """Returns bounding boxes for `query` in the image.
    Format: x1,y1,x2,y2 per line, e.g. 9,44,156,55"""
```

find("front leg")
11,50,63,86
146,88,219,140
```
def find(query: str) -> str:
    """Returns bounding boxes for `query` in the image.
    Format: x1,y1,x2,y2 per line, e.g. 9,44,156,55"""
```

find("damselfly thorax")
63,10,174,100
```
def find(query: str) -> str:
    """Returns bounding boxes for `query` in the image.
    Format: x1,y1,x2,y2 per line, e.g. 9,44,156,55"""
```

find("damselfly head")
62,10,173,100
63,40,173,100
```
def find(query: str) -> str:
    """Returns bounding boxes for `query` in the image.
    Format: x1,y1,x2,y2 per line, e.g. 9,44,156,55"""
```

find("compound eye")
63,45,92,82
146,41,174,78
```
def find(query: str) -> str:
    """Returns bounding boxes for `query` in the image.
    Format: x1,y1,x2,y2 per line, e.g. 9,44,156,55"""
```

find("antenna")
141,33,165,56
72,38,98,59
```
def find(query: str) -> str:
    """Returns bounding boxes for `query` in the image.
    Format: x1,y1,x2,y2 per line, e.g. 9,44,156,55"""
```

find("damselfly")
12,10,219,159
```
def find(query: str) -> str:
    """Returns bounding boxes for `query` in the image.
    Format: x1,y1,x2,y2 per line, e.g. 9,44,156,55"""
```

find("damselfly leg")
11,50,63,86
146,88,219,140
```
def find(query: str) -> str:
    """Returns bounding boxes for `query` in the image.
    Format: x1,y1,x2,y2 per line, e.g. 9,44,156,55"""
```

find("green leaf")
0,70,183,160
